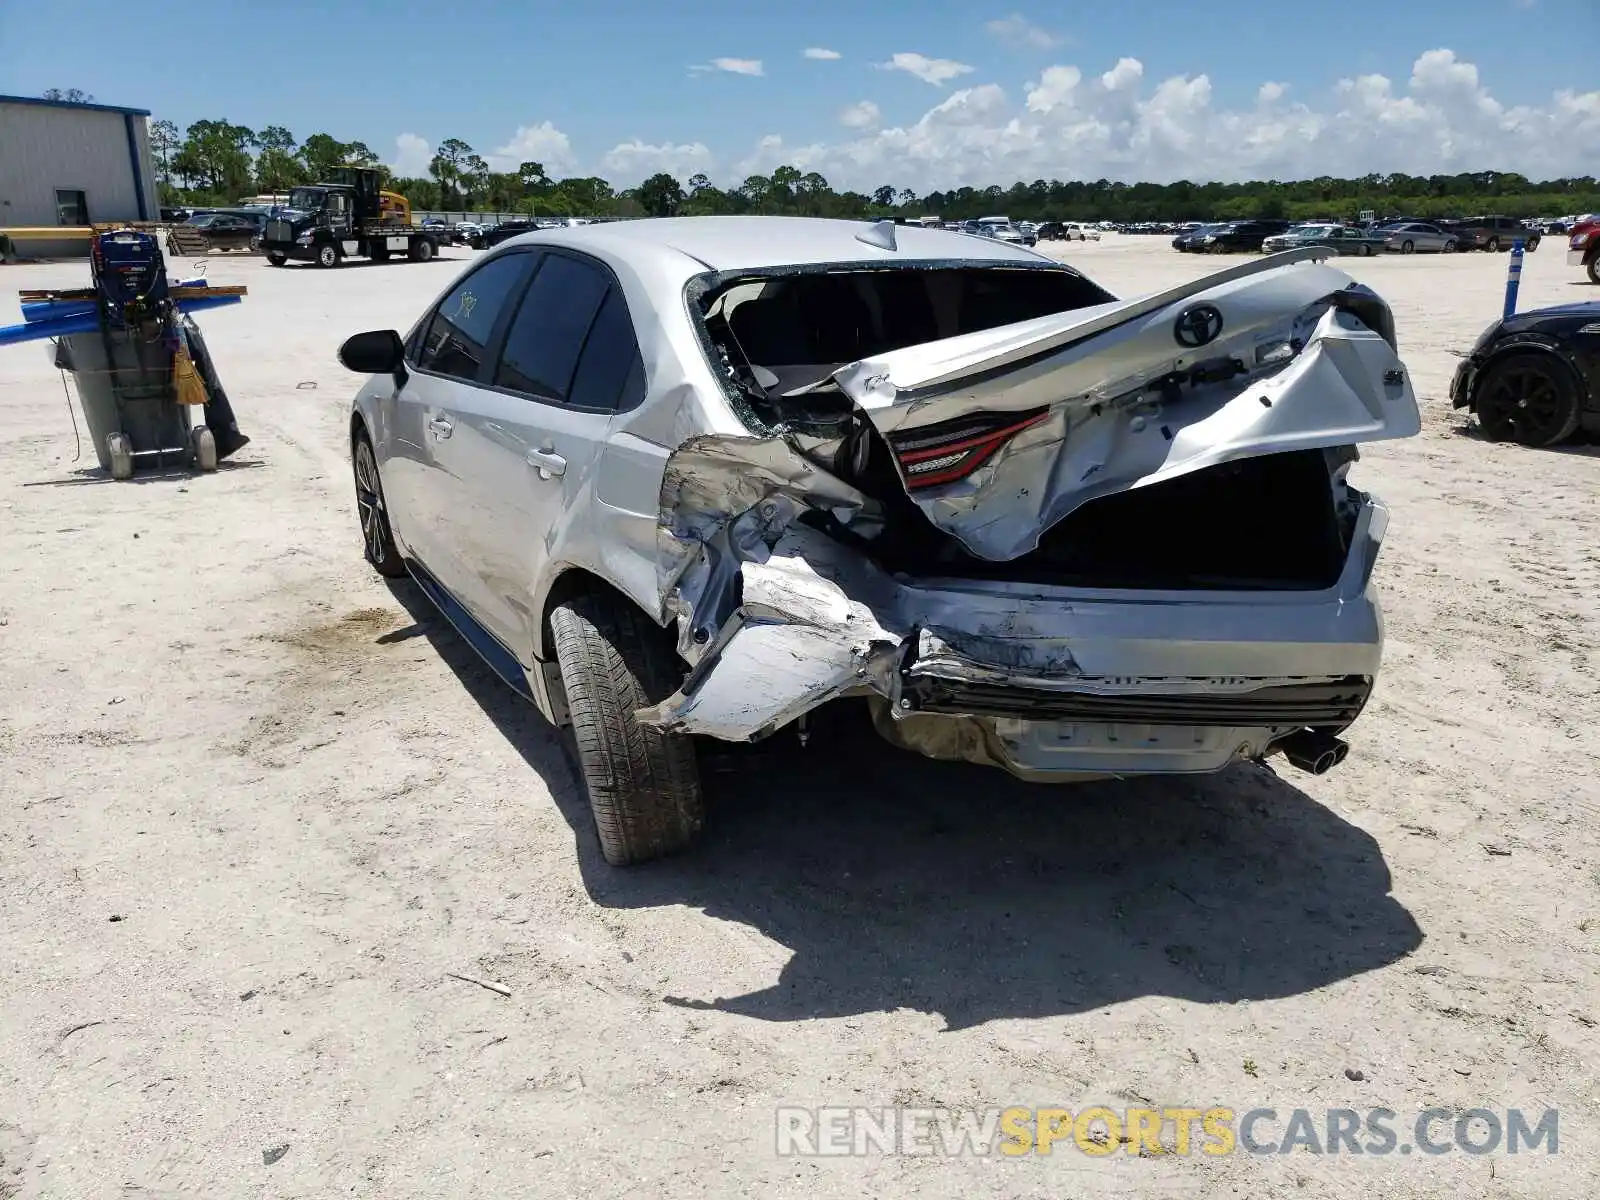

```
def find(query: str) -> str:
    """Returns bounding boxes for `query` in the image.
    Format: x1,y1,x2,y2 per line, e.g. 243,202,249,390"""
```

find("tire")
107,433,133,480
1443,240,1456,253
1474,353,1582,448
1361,243,1373,256
1486,236,1501,252
316,242,339,269
267,252,287,267
192,427,218,472
352,433,408,579
550,593,704,867
1526,236,1540,252
409,238,435,263
1588,255,1600,285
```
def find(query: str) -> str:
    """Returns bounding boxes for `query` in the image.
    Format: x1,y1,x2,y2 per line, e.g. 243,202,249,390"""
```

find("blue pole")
1503,238,1524,319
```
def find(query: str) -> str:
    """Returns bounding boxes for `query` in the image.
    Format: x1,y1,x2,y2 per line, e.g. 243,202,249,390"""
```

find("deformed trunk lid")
829,250,1420,561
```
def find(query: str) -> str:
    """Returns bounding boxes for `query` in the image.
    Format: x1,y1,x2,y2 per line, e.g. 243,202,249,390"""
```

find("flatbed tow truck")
260,168,442,268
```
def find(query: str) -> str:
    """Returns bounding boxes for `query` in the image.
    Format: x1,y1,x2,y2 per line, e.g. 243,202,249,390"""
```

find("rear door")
378,251,539,590
428,249,644,661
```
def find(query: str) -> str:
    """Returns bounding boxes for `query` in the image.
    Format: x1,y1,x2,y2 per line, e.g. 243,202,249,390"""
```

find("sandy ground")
1,233,1597,1200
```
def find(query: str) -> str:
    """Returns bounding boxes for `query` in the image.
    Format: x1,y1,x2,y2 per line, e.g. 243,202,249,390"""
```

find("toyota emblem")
1174,304,1224,348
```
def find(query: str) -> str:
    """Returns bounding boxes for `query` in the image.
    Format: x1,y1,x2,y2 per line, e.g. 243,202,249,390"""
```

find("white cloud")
691,57,764,76
408,48,1599,194
391,132,431,177
878,52,975,86
838,100,882,130
486,121,576,173
602,139,715,185
985,14,1061,49
804,47,842,60
720,48,1600,192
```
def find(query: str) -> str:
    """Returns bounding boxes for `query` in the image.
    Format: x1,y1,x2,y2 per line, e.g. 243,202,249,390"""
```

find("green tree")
150,119,180,187
637,172,686,217
299,133,351,181
179,119,256,198
42,88,94,103
254,125,303,193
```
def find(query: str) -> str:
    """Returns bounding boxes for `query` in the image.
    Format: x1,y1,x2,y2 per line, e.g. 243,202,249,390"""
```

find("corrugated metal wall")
0,103,158,226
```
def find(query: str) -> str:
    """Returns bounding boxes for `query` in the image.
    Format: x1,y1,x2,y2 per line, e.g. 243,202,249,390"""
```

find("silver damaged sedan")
340,216,1420,865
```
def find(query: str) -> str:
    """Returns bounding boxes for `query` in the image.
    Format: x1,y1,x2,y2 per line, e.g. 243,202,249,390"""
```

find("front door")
380,252,538,594
427,250,644,662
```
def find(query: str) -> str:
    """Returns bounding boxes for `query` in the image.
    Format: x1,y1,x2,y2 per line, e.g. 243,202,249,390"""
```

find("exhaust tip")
1277,729,1350,776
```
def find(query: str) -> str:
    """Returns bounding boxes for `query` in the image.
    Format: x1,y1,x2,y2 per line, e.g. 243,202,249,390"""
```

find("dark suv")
1192,220,1292,253
1440,215,1540,252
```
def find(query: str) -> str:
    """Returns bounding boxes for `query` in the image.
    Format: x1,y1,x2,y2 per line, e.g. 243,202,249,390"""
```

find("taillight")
887,408,1050,490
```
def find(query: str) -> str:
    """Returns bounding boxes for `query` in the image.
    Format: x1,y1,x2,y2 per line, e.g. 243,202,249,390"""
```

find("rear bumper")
637,500,1391,781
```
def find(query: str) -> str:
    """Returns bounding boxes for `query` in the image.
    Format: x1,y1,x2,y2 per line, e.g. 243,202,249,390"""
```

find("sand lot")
1,233,1597,1200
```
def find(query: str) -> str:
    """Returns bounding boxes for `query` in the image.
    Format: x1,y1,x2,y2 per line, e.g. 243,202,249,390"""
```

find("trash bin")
53,325,204,477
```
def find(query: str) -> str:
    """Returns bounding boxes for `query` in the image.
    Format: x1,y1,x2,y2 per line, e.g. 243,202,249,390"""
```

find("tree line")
149,116,1600,223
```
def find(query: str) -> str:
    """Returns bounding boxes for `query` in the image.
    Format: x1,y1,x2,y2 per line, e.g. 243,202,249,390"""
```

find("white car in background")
1063,223,1101,242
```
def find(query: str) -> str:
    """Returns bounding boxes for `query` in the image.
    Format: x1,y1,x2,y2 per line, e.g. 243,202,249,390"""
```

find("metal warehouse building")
0,94,159,257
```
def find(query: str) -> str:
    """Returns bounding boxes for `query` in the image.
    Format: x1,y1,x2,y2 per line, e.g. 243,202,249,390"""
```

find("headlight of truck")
296,232,313,245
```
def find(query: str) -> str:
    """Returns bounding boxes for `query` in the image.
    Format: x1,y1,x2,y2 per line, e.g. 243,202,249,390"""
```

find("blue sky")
3,0,1597,189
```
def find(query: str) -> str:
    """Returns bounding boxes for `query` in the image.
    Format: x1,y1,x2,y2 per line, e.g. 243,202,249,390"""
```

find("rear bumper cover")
636,499,1390,780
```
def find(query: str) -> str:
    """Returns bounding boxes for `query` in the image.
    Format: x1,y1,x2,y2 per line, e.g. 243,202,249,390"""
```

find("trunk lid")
829,250,1420,561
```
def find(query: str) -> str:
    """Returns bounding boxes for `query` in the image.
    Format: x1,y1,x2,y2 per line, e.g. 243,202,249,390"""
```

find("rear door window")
414,252,534,383
493,253,612,402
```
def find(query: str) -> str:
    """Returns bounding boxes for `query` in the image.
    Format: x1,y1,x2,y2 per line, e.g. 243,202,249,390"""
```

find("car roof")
494,215,1048,275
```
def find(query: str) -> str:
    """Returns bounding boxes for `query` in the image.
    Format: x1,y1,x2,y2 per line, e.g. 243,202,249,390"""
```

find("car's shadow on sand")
385,578,1423,1031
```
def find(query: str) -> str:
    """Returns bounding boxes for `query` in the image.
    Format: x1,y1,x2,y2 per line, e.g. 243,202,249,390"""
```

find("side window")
568,287,646,411
494,254,611,401
415,253,532,383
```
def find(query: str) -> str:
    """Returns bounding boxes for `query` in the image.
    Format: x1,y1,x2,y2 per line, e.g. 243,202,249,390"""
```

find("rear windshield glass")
705,265,1111,377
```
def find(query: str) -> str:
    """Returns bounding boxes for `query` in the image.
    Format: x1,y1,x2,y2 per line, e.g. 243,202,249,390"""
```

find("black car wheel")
1526,235,1540,252
1486,236,1501,252
267,252,287,267
1400,239,1415,254
1588,256,1600,285
353,434,407,578
549,592,704,866
1474,353,1582,448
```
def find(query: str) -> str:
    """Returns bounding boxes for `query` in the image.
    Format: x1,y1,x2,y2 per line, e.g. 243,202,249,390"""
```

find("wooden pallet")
20,286,249,302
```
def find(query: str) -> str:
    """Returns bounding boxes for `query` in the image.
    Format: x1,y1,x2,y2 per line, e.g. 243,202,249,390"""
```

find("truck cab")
260,168,439,268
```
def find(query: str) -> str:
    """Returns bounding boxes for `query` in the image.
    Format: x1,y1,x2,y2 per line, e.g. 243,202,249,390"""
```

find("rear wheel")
1486,236,1501,252
192,427,218,472
107,433,133,480
267,252,287,267
1443,240,1456,253
352,433,407,578
550,593,704,867
1401,239,1414,254
1474,353,1582,447
409,238,435,263
1588,255,1600,285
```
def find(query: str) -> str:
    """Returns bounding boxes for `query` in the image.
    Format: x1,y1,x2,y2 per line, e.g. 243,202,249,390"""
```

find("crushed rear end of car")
637,248,1420,782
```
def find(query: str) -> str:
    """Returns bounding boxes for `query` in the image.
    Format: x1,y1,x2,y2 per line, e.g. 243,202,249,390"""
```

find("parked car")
1192,220,1293,253
1441,215,1541,252
1172,223,1225,252
1567,215,1600,284
1061,222,1100,242
1034,221,1065,241
338,217,1419,865
452,221,482,246
479,220,537,249
176,212,261,252
1450,301,1600,446
1381,222,1459,254
1261,224,1384,256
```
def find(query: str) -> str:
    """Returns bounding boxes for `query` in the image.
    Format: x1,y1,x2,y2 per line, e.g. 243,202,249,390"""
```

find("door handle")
427,416,453,439
526,448,566,478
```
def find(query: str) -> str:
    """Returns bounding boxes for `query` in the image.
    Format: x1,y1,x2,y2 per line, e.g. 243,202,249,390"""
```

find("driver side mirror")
339,329,405,375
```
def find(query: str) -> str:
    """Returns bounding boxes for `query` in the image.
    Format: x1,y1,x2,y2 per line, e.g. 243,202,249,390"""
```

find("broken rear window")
699,265,1115,418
